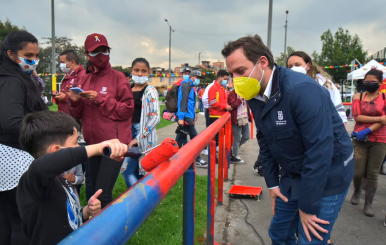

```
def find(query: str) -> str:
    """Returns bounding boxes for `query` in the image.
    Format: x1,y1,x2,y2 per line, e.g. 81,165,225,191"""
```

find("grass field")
48,103,174,130
79,174,210,245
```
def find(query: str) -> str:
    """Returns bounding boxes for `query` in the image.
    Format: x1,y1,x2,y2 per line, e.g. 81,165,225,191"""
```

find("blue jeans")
269,187,349,245
199,99,204,112
121,123,143,188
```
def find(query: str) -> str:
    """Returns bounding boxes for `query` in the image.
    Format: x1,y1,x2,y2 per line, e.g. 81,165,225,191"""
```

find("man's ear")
47,144,62,154
259,56,269,70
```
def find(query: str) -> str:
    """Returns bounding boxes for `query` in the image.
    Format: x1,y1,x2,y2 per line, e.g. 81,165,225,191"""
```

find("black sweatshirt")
0,67,32,149
17,147,88,245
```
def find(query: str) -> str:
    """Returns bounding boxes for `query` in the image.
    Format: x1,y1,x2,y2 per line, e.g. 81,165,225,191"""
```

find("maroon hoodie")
227,90,252,125
57,65,86,114
69,63,134,144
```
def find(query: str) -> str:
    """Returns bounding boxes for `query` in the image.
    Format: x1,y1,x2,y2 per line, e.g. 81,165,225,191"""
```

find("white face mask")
17,57,39,74
291,63,309,74
132,75,148,85
60,62,71,74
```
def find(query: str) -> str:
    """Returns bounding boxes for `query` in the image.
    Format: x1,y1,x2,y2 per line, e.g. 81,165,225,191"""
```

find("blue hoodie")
177,79,196,120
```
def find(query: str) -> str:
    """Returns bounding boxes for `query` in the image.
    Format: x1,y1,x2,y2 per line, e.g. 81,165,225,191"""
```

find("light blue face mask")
194,79,200,86
183,75,190,80
221,80,228,87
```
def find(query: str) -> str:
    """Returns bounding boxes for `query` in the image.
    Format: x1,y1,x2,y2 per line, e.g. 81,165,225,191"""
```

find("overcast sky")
1,0,384,69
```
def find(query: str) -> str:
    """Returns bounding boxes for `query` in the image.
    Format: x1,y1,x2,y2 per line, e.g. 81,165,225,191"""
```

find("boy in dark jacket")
17,111,128,245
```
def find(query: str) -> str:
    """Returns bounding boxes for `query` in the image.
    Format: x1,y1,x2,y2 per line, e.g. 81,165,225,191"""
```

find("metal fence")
58,112,232,245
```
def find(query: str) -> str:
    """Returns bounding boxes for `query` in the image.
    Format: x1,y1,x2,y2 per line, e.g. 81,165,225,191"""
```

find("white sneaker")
216,146,219,152
201,149,208,155
195,159,208,168
199,112,205,115
234,156,245,163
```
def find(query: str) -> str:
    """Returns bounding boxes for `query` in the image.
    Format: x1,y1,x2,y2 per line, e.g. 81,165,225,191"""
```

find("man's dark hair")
19,111,80,159
221,34,274,69
60,49,79,64
365,69,383,83
123,72,130,77
217,70,229,79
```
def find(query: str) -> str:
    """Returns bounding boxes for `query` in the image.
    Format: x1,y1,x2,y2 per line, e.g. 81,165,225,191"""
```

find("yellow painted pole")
52,75,57,92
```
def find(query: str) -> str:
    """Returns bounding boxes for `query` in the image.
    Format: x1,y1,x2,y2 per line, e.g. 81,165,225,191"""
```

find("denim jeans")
269,187,349,245
121,123,143,188
199,99,204,112
175,117,203,162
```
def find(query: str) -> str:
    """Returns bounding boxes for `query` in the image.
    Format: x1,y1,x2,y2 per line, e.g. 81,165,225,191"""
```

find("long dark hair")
0,31,46,112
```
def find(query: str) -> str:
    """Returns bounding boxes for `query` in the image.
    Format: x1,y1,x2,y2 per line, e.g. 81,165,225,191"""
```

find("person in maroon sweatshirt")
66,33,134,208
53,50,85,114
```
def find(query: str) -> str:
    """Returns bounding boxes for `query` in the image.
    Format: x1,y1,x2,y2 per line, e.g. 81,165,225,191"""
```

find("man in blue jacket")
176,70,208,168
222,35,354,245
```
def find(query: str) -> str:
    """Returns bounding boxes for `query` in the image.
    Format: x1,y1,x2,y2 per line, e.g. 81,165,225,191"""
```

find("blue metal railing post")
183,162,195,245
206,141,216,244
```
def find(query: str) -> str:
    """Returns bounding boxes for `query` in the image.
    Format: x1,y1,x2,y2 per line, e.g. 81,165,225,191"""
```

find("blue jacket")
177,79,196,120
248,65,354,215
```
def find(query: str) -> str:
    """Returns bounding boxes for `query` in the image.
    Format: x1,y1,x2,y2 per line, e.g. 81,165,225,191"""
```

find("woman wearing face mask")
287,51,348,129
120,58,160,188
350,69,386,217
66,33,134,208
0,31,47,245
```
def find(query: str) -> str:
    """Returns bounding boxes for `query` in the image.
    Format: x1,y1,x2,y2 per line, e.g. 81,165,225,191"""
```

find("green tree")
0,19,25,44
112,66,131,74
317,28,367,82
201,68,216,86
275,46,295,66
37,37,86,74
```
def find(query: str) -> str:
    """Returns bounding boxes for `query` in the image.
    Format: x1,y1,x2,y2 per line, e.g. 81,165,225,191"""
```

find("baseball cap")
182,67,191,73
84,33,111,52
191,70,202,78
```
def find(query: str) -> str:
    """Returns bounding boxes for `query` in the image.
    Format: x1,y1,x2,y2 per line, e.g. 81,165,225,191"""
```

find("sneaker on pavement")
231,155,241,162
195,159,208,168
253,165,264,176
216,146,219,152
234,156,245,163
201,149,208,155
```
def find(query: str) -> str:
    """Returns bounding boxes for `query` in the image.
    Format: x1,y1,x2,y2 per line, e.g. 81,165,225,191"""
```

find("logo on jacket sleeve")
276,111,287,126
100,87,108,94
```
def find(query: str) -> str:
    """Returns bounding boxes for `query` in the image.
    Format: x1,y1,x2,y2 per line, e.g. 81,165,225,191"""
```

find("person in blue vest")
222,35,354,245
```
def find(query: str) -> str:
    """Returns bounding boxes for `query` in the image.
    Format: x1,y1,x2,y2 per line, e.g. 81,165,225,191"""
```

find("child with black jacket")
16,111,128,245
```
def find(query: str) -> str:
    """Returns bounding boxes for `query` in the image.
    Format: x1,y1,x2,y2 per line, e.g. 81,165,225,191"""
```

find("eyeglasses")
88,52,109,57
363,80,379,84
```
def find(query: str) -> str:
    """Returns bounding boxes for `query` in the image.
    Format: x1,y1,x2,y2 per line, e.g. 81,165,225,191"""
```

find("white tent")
347,59,386,80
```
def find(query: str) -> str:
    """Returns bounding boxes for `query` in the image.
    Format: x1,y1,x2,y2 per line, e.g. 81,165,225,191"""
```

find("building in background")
213,61,225,71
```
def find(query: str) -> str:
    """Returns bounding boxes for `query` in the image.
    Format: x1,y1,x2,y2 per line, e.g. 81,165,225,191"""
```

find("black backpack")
165,84,180,113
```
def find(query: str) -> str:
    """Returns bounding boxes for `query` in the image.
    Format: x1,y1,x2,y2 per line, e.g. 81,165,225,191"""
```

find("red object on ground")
141,138,179,172
229,185,263,200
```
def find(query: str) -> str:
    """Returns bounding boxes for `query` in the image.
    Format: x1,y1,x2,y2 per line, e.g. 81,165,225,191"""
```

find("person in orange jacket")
208,70,232,145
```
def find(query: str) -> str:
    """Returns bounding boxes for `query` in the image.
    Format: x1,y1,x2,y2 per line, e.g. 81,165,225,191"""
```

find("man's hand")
226,105,232,111
84,189,103,219
178,119,184,127
55,92,66,101
62,170,75,183
299,209,329,242
65,86,82,102
128,138,138,148
80,91,98,101
269,187,288,215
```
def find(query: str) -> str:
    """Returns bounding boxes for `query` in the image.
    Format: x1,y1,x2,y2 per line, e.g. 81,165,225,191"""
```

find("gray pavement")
157,116,386,245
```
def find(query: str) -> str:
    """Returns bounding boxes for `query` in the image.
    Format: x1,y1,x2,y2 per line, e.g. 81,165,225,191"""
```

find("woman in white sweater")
287,51,348,129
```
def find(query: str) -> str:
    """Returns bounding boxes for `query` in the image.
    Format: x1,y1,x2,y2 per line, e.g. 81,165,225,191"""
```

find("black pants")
175,117,198,148
209,117,219,145
205,109,210,128
88,156,123,208
0,188,28,245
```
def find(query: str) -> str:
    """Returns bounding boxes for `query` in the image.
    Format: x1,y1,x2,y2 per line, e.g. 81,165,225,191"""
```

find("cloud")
1,0,384,69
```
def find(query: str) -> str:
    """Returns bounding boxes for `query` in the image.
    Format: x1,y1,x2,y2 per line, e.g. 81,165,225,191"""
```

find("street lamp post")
165,19,174,86
267,0,273,49
283,10,289,63
51,0,56,92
